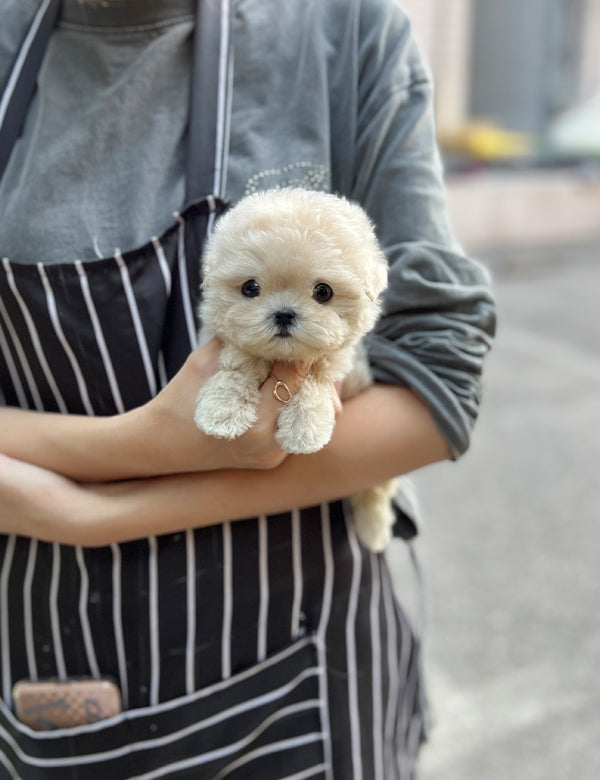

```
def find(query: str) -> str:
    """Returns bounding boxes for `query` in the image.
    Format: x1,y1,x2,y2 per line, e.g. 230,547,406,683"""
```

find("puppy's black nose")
273,308,297,328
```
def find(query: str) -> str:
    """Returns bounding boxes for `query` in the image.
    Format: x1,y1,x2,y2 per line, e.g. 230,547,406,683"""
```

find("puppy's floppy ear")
337,195,388,302
364,250,389,302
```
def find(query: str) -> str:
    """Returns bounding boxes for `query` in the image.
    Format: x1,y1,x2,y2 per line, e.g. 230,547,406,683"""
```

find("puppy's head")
200,188,388,361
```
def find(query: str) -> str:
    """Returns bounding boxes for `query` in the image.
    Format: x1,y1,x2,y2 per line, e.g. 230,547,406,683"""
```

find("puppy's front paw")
275,381,335,453
275,408,335,453
194,372,259,439
195,398,257,439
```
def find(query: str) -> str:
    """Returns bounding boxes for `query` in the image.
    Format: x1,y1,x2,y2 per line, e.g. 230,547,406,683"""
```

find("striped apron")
0,1,423,777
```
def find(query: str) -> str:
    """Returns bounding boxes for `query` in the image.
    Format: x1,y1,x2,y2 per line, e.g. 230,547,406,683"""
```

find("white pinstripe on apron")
0,1,423,777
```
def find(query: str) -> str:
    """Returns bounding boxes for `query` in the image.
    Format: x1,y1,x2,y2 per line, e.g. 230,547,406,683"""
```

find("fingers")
261,362,344,419
273,360,312,383
181,337,222,390
203,336,224,359
261,360,311,415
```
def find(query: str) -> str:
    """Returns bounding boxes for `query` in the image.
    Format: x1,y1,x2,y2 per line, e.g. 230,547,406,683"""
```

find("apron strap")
0,0,61,181
185,0,234,205
0,0,234,203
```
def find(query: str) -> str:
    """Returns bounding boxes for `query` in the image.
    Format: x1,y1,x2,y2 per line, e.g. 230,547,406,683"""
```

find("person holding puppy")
0,0,495,778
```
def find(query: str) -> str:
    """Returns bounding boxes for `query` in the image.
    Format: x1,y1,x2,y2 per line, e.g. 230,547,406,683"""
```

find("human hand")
135,338,334,475
0,339,342,486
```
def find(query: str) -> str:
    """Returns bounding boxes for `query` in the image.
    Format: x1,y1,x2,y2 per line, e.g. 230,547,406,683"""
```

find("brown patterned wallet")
12,678,122,731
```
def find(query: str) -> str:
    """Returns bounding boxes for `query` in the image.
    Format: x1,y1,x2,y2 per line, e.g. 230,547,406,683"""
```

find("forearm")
0,406,174,482
0,342,218,481
0,344,309,481
41,384,450,547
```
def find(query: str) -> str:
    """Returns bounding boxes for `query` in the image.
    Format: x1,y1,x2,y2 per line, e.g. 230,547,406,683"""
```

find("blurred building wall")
579,0,600,101
399,0,600,251
399,0,475,133
400,0,600,134
470,0,584,133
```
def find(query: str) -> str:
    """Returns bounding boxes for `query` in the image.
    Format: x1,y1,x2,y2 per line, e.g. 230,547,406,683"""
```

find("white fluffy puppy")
195,188,397,551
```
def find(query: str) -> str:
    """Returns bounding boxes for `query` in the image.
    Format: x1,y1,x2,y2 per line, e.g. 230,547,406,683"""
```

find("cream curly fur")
195,188,397,551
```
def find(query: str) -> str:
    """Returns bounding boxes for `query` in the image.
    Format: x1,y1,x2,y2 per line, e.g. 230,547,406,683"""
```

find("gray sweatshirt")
0,0,496,457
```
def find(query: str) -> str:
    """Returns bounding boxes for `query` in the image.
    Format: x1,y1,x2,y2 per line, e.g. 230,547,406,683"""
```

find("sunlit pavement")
388,242,600,780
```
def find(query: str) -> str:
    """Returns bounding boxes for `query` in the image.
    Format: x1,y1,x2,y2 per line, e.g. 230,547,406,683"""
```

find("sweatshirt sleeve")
352,0,496,458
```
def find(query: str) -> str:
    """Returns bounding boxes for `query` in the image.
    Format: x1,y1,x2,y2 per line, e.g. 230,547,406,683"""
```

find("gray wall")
469,0,583,133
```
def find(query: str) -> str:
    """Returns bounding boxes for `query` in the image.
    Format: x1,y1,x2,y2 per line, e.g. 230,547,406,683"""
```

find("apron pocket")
0,635,330,780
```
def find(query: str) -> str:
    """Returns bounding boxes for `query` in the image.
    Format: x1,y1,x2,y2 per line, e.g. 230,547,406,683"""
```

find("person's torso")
0,0,369,265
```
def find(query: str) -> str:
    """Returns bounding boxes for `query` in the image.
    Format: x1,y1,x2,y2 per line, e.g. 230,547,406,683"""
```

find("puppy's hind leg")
350,479,397,552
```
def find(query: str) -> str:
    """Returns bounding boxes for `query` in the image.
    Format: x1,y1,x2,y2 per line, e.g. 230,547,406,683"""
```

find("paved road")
387,243,600,780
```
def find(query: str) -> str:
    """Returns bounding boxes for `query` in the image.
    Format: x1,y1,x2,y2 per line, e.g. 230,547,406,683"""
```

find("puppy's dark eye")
241,279,260,298
312,283,334,304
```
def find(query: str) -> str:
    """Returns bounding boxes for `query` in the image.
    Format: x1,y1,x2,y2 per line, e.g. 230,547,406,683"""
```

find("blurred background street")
405,241,600,780
386,1,600,777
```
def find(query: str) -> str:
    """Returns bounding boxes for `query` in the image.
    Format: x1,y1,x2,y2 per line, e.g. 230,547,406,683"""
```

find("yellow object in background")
439,121,534,160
